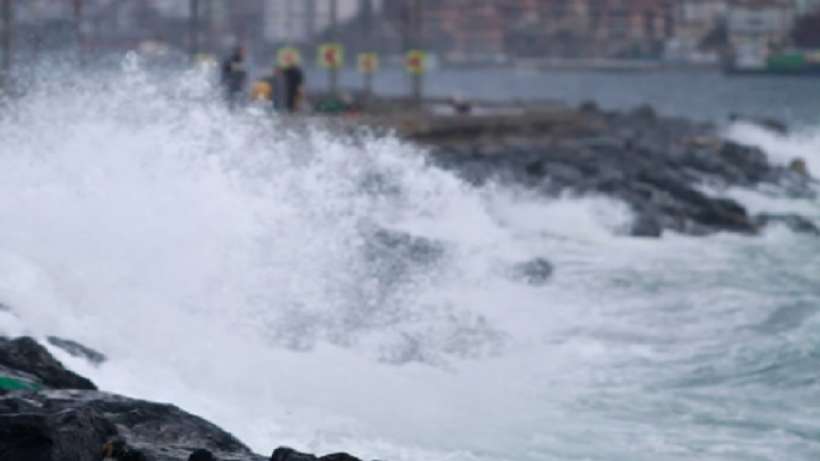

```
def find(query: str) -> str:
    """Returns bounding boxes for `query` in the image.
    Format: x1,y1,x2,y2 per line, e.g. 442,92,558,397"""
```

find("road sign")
357,52,379,74
277,47,301,68
318,43,344,70
405,49,426,75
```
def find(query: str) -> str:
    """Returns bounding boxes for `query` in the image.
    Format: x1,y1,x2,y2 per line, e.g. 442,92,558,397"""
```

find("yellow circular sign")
277,47,302,68
358,52,379,74
318,43,344,70
405,50,426,75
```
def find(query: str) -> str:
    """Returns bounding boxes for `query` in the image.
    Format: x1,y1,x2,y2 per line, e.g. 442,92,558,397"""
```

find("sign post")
189,0,200,58
73,0,83,53
405,49,426,102
318,43,343,95
1,0,12,90
357,52,378,99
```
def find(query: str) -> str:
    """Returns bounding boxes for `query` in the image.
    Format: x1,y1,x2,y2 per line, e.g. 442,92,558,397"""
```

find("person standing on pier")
250,65,282,112
281,61,305,113
220,46,248,108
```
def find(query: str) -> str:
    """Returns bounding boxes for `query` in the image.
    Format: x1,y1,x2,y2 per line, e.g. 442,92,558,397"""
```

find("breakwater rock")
0,336,364,461
395,104,815,237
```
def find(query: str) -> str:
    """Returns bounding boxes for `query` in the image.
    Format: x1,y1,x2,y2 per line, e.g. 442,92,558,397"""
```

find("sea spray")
0,61,818,460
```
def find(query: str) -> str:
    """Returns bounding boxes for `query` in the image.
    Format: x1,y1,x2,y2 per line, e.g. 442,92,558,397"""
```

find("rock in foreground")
0,389,262,461
0,336,96,391
509,258,554,286
0,336,366,461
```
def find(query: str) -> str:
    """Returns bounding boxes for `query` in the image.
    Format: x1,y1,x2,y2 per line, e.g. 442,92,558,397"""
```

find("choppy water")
1,60,820,461
335,67,820,126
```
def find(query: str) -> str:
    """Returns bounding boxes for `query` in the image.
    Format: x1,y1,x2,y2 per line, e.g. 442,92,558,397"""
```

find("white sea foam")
0,61,818,461
725,121,820,176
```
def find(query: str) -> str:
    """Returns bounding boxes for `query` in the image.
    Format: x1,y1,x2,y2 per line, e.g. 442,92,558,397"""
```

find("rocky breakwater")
400,103,816,238
0,335,365,461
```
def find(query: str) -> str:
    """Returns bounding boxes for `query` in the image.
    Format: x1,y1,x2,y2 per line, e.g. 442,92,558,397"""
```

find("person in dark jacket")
220,46,247,108
281,63,305,113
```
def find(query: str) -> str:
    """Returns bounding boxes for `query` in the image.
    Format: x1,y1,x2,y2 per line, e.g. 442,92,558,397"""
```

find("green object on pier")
767,53,807,72
0,376,41,391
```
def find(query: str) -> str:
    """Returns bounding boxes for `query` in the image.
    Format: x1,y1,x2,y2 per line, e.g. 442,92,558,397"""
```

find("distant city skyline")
4,0,820,66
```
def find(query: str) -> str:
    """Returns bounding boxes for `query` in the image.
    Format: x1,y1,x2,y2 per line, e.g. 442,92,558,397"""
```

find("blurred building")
428,1,506,59
589,0,673,58
410,0,675,61
4,0,815,69
665,0,728,64
727,0,795,69
263,0,381,44
795,0,820,14
5,0,381,66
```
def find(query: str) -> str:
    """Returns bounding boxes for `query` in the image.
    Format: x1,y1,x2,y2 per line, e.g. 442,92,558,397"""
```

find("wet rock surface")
0,389,264,461
422,107,816,237
754,213,820,235
0,337,96,391
509,258,554,286
270,447,362,461
0,336,366,461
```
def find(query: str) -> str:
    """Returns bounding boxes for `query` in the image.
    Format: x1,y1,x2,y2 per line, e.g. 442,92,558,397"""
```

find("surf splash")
0,59,819,461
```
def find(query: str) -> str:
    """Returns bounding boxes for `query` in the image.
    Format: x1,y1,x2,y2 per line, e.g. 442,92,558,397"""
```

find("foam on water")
725,122,820,175
0,60,819,460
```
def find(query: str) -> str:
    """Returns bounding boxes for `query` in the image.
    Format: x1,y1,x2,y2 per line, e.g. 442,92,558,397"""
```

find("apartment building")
666,0,728,63
727,0,795,68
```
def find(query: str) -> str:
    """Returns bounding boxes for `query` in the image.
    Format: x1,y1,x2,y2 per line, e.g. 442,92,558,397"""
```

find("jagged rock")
318,453,362,461
692,197,754,233
0,340,365,461
630,212,663,238
426,105,793,238
367,228,444,265
102,438,149,461
0,406,116,461
270,447,318,461
0,337,265,461
269,447,361,461
754,213,820,235
510,258,554,286
46,336,107,366
363,227,446,289
0,390,263,461
188,448,217,461
0,337,96,390
716,141,770,183
789,158,809,177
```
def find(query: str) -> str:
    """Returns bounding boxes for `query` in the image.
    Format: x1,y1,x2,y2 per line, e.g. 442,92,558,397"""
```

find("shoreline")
340,98,816,238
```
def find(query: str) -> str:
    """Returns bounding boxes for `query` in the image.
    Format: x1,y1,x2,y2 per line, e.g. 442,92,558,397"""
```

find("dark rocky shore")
363,101,817,238
0,336,360,460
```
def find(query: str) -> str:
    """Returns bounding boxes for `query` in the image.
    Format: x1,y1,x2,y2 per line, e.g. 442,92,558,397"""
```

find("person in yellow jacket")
250,65,283,112
252,64,293,111
250,80,272,101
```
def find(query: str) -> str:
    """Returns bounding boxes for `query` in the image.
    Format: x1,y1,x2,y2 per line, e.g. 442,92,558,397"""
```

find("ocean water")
0,60,819,461
335,67,820,126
